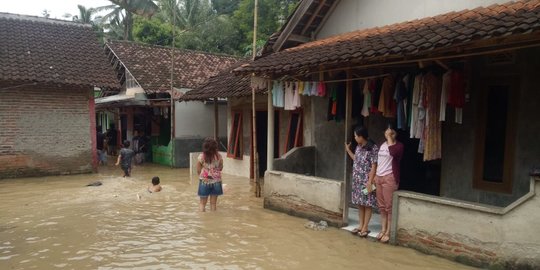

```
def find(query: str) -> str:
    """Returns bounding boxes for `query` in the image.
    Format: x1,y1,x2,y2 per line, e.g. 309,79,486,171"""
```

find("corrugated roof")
0,13,119,89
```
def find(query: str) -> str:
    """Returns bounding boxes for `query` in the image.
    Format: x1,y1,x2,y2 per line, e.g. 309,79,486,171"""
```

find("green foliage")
133,17,172,46
93,0,299,55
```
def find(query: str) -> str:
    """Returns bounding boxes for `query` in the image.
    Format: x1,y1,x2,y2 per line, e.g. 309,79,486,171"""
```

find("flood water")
0,164,475,270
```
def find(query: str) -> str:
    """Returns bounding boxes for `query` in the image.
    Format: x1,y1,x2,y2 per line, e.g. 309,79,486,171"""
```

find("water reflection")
0,164,473,269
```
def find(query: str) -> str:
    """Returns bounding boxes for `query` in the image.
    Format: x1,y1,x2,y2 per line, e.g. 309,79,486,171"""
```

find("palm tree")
73,5,95,24
97,0,160,40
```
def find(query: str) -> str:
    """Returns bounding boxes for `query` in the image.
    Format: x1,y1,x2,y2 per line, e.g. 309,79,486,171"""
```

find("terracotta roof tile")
0,13,119,89
106,41,240,92
236,0,540,74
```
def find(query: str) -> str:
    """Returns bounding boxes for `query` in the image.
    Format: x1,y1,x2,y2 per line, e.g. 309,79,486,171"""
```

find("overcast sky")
1,0,112,19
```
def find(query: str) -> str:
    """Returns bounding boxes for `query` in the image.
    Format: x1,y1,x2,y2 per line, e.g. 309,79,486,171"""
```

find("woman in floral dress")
345,126,378,237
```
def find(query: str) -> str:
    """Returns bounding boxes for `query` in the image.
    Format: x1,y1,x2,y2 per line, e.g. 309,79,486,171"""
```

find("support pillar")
214,98,219,140
267,83,274,172
342,70,353,225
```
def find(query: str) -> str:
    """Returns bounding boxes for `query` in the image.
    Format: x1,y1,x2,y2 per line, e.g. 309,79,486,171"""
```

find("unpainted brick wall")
0,81,94,178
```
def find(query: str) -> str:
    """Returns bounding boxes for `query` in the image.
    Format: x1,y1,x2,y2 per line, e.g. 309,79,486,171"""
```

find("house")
0,13,119,179
96,41,239,167
190,0,540,268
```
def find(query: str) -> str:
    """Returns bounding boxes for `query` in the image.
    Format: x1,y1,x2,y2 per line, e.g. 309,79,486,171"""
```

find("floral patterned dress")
351,143,379,207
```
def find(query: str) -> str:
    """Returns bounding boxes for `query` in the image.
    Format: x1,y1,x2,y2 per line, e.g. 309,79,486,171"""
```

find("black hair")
354,126,369,140
96,125,102,131
152,176,160,185
123,140,130,147
387,123,396,131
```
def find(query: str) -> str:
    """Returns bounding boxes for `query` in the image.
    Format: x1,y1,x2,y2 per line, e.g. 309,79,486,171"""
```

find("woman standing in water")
375,125,404,243
197,138,224,212
345,126,378,237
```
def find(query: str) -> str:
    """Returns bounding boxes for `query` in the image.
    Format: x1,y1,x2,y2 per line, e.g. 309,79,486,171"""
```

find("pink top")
376,142,393,177
198,153,223,183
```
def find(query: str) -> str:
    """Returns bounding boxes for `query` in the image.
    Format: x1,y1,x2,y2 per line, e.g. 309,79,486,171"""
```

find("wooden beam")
314,0,341,38
342,69,353,225
288,34,311,43
300,0,327,36
273,0,315,52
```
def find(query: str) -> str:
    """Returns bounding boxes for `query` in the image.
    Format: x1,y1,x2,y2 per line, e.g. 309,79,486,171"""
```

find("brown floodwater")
0,163,475,270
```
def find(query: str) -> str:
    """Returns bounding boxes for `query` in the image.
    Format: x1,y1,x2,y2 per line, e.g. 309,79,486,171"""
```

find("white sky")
0,0,112,19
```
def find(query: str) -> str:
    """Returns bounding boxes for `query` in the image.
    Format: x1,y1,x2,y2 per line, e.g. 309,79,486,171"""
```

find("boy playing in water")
148,176,162,193
115,140,135,177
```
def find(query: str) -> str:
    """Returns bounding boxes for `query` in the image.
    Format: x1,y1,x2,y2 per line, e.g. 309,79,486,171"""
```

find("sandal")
350,228,361,235
376,232,384,240
380,233,390,243
358,230,371,237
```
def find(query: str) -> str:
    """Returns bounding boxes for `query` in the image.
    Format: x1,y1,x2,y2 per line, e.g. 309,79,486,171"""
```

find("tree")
42,9,50,18
97,0,160,41
72,5,95,24
133,17,172,46
232,0,298,55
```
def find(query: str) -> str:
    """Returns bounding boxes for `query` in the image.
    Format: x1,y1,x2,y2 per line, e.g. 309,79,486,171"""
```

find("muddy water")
0,164,474,270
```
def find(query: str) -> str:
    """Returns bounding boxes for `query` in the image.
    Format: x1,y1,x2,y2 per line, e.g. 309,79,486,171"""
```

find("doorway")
252,110,280,178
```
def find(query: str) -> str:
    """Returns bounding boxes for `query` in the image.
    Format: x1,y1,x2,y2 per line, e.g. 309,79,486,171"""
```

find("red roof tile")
236,0,540,75
105,41,241,92
0,13,119,89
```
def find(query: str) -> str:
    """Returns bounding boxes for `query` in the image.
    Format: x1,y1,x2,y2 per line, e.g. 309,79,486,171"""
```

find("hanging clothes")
370,79,382,113
351,80,363,119
361,80,371,117
317,81,327,97
292,82,302,109
439,70,452,122
449,70,466,124
336,83,346,122
378,75,397,118
298,81,304,95
410,74,422,138
284,82,295,110
302,82,311,96
395,75,408,130
272,81,284,108
327,85,337,121
422,72,442,161
407,73,415,128
308,82,317,96
251,77,267,90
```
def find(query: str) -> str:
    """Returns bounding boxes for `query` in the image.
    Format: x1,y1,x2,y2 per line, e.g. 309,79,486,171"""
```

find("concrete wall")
264,170,344,226
189,151,250,178
0,82,94,178
175,100,227,138
174,136,227,168
394,177,540,269
441,48,540,206
273,146,316,176
317,0,510,39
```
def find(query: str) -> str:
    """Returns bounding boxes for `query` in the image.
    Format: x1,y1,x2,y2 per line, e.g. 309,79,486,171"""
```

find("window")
228,111,243,159
284,111,303,153
474,81,517,193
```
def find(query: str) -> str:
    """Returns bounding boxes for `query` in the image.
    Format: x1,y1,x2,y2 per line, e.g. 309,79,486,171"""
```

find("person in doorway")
96,126,107,165
345,126,378,237
375,125,404,243
115,140,135,177
106,125,118,156
197,138,224,212
147,176,162,193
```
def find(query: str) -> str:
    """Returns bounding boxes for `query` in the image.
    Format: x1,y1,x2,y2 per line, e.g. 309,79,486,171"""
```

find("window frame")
227,110,243,160
473,78,518,194
284,110,303,154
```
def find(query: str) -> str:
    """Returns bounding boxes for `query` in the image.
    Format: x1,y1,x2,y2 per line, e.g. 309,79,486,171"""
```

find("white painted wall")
174,101,227,138
317,0,511,39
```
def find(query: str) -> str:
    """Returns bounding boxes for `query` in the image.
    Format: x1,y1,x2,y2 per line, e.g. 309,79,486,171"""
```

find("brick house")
96,41,239,167
0,13,119,179
185,0,540,268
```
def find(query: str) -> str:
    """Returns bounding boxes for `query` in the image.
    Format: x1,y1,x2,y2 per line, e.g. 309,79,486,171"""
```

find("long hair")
354,126,374,151
202,138,218,164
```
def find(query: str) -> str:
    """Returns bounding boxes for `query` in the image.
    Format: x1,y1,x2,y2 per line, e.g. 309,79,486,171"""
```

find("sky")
0,0,112,19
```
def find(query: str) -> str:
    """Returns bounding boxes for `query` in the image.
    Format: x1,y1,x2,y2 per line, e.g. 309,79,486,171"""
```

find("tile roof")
0,13,119,89
105,40,241,92
236,0,540,75
180,62,256,101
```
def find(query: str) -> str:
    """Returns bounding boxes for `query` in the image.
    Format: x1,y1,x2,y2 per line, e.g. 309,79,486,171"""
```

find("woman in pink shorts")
375,126,404,243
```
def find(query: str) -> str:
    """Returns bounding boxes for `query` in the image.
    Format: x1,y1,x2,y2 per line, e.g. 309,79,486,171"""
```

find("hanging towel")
292,83,302,108
298,81,304,95
361,80,370,117
440,71,452,121
284,82,295,110
317,81,327,97
272,81,284,108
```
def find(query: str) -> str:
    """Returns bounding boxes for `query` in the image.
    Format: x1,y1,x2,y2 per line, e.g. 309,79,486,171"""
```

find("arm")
344,143,355,160
196,160,202,175
115,154,121,166
218,156,224,171
388,142,404,161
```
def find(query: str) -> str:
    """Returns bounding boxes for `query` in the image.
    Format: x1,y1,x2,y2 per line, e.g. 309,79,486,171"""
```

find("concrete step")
341,207,383,241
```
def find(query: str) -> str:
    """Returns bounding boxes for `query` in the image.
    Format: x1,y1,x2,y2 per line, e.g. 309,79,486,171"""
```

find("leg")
380,175,397,243
358,205,365,231
209,195,218,211
375,176,387,239
199,197,208,212
361,206,372,233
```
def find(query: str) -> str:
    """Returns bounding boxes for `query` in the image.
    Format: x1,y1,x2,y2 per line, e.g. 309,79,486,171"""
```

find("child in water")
115,140,135,177
147,176,162,193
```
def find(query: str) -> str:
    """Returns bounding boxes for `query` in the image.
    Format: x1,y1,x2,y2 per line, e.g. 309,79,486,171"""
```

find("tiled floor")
341,207,382,240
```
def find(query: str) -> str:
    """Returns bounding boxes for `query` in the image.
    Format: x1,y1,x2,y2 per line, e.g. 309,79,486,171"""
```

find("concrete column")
214,98,219,140
126,107,134,142
342,70,353,225
267,84,274,171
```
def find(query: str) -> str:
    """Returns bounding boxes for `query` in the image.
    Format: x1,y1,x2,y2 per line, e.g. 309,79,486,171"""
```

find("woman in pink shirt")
375,126,404,243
